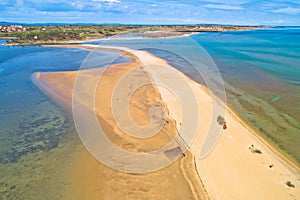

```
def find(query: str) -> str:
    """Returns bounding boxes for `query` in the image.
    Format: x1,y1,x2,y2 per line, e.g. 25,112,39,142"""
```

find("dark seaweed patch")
0,112,68,163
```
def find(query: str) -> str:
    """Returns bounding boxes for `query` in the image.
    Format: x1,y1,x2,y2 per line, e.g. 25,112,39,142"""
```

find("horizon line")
0,21,282,27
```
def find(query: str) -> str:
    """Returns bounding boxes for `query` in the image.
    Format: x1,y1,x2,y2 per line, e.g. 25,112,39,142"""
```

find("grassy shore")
0,24,266,46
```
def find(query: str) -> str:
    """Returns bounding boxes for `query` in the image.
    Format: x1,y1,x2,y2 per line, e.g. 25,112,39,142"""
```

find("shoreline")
0,28,257,46
0,25,271,47
32,44,300,199
44,43,300,170
32,46,208,199
198,79,300,171
226,103,300,171
1,33,194,46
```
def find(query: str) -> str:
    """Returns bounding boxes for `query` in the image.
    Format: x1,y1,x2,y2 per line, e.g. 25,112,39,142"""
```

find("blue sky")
0,0,300,25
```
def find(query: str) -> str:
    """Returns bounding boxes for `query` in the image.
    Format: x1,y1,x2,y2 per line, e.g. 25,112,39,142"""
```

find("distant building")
0,25,27,32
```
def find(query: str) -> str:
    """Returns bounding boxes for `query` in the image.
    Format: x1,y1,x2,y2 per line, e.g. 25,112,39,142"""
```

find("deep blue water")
0,46,129,118
0,46,88,129
0,45,134,134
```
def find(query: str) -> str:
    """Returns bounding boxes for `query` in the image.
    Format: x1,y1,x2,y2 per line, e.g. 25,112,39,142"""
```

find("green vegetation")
286,181,295,188
217,115,225,125
0,24,265,45
0,109,67,164
225,83,300,166
0,25,138,45
249,144,262,154
0,105,78,199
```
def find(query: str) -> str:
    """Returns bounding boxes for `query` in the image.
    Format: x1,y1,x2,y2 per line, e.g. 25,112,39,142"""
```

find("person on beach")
223,121,227,130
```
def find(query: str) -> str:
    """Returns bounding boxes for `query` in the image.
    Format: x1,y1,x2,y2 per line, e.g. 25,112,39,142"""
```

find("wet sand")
32,46,207,199
32,44,300,199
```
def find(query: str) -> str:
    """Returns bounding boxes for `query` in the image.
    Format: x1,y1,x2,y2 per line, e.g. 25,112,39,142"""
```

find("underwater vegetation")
0,111,68,164
0,104,76,199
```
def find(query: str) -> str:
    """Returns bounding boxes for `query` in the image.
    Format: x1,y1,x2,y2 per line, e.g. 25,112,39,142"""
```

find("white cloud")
263,19,285,24
0,0,6,5
203,4,244,10
272,7,300,14
200,0,249,5
277,20,284,23
92,0,121,3
71,2,84,9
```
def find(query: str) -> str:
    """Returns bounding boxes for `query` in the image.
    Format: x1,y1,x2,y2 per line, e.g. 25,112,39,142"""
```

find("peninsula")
32,44,300,199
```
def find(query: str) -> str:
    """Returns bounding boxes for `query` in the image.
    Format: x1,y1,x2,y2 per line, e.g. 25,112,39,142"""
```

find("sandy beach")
32,44,300,199
32,45,207,199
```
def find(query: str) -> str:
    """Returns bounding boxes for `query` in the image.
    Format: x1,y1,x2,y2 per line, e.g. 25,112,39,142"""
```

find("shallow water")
0,45,131,198
191,28,300,164
144,29,300,164
141,28,300,164
96,28,300,164
0,28,299,198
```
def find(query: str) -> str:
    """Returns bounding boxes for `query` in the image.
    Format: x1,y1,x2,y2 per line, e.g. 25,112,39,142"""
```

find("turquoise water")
93,28,300,163
191,28,300,163
126,28,300,164
0,28,299,198
148,28,300,164
191,28,300,91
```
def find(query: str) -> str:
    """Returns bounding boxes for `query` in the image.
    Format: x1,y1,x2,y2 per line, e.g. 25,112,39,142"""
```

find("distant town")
0,25,27,32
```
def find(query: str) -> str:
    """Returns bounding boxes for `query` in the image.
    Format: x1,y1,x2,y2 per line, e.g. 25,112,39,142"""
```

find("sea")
0,27,299,198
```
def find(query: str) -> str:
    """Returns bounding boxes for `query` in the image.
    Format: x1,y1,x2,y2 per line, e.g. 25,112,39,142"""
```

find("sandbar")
32,44,300,200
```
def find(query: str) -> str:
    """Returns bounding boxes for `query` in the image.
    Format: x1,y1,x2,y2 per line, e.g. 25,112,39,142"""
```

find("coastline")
44,43,300,170
2,27,265,46
1,32,197,46
32,44,300,199
226,104,300,171
32,46,208,199
136,46,300,199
